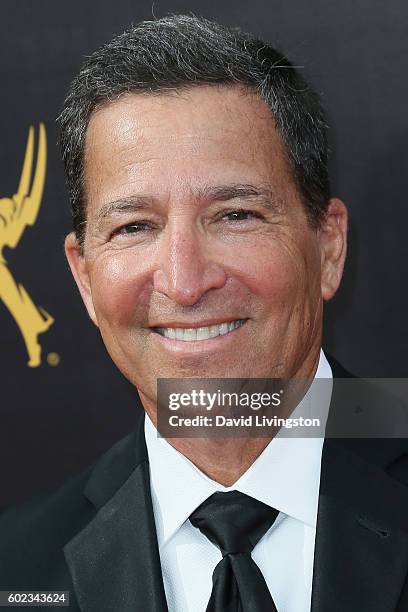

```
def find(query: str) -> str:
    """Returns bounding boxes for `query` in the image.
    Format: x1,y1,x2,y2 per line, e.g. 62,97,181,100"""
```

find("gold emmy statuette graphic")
0,123,54,367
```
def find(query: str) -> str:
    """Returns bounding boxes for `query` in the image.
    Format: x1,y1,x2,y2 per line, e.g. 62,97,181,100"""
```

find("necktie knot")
190,491,279,611
190,490,278,557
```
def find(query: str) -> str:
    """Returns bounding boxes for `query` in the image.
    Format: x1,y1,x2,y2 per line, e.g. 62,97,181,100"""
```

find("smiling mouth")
152,319,247,341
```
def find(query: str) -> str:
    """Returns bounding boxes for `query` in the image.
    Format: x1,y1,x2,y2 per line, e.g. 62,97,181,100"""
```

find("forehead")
83,85,295,212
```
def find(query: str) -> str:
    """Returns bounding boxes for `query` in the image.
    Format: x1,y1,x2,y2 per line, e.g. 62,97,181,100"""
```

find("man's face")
65,85,346,405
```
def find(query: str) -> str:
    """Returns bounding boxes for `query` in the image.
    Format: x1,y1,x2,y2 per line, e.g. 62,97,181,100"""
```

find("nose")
153,224,227,306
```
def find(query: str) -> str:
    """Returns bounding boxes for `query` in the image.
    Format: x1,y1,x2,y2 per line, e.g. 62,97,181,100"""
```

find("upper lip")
149,318,247,329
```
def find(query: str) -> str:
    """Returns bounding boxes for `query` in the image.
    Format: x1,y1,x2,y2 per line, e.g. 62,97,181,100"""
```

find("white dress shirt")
145,350,333,612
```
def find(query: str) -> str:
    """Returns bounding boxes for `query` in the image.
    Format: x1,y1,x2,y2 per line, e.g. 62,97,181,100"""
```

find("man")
1,14,408,612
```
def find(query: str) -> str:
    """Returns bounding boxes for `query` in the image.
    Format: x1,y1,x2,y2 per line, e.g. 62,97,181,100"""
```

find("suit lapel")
64,411,168,612
63,356,408,611
312,438,408,611
312,359,408,611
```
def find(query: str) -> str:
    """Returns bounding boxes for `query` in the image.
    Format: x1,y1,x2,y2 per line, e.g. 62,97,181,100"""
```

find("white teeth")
183,328,197,341
175,328,184,341
209,325,219,338
196,327,211,340
219,323,229,335
155,319,246,341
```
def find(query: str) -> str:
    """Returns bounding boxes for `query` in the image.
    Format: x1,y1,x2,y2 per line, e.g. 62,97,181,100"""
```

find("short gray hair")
58,14,330,248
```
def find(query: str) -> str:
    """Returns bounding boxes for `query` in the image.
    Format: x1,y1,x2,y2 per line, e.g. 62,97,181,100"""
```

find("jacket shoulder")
0,427,141,589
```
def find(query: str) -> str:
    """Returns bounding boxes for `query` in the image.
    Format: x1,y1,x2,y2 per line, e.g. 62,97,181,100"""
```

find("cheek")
89,252,151,327
229,239,316,305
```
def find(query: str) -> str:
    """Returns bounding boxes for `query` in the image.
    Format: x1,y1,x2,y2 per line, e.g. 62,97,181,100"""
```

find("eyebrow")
95,195,154,228
94,183,282,228
199,184,281,209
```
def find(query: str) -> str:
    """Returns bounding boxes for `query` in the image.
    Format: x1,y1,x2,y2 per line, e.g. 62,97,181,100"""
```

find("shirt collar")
145,349,332,548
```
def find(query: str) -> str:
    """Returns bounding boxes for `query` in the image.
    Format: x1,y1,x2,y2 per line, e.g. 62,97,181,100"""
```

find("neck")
166,436,272,486
140,350,321,487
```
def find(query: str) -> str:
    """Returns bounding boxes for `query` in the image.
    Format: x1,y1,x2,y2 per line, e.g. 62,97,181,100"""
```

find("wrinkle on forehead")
83,84,297,218
85,83,279,158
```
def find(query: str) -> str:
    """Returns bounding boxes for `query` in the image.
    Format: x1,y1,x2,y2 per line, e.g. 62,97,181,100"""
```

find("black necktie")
189,490,279,612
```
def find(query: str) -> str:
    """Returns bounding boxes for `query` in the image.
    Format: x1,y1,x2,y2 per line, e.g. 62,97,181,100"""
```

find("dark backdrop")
0,0,407,510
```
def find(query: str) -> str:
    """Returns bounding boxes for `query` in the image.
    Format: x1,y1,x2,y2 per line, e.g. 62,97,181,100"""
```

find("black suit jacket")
1,357,408,611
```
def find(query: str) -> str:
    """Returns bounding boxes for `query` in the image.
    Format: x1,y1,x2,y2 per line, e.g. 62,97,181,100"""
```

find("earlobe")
319,198,348,301
64,232,98,326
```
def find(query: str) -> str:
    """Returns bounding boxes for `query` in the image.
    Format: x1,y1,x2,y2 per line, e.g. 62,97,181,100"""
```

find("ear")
64,232,98,326
319,198,348,301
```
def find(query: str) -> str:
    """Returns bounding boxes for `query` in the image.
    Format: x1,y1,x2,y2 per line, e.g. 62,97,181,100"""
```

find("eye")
121,222,149,233
111,222,152,238
221,209,262,222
